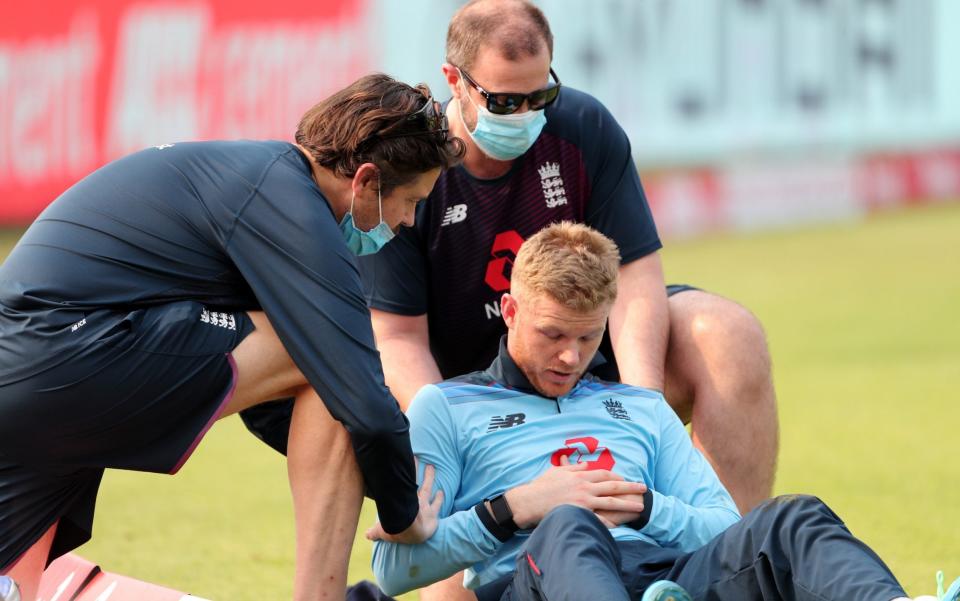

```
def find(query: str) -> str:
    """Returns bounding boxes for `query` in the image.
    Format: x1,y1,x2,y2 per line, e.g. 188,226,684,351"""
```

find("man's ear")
441,63,463,100
501,293,518,328
351,162,380,197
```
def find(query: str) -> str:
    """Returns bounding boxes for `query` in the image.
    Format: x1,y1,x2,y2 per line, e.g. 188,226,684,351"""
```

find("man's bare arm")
371,309,443,410
607,252,670,391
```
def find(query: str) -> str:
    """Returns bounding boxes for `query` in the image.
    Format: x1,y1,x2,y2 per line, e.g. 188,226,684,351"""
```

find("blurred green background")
2,202,957,599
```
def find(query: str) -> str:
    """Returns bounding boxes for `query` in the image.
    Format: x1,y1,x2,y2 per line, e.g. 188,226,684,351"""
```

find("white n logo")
441,203,468,226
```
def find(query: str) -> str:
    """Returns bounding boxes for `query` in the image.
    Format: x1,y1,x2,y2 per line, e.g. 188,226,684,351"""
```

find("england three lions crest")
538,161,568,208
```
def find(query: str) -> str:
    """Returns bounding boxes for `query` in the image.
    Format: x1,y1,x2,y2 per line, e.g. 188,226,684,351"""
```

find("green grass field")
2,202,958,599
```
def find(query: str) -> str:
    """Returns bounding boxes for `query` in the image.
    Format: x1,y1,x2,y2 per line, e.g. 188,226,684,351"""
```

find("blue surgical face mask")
339,183,395,256
460,84,547,161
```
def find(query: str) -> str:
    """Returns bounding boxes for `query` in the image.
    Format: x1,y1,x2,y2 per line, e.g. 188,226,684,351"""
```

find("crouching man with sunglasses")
344,2,781,598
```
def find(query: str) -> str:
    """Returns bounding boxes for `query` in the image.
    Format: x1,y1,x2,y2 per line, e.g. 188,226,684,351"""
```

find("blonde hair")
511,222,621,311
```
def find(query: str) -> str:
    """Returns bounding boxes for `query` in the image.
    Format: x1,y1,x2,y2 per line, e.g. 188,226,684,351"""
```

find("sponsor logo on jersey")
483,230,526,319
200,307,237,330
484,230,524,292
603,399,632,421
538,161,567,208
70,318,87,332
550,436,615,470
441,203,468,226
487,412,526,432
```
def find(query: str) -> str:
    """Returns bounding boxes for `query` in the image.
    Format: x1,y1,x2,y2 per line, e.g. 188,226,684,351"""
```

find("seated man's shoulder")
579,372,666,404
434,370,504,403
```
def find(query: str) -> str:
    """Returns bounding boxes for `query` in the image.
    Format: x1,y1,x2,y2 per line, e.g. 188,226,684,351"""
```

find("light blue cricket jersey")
372,340,740,596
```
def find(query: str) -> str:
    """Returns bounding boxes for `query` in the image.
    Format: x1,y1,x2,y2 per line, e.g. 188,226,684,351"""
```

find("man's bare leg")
663,291,778,514
224,312,363,601
288,388,364,601
1,521,56,601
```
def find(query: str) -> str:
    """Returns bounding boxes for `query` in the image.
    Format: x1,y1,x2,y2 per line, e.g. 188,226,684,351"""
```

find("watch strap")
474,502,515,542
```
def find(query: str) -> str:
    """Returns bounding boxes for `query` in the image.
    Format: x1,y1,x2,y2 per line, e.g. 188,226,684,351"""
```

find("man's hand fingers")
589,480,647,496
431,489,444,511
420,463,437,500
365,521,385,541
589,495,645,513
596,514,617,529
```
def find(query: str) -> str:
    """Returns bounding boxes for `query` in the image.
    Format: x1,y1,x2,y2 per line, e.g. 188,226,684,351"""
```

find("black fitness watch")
474,492,520,542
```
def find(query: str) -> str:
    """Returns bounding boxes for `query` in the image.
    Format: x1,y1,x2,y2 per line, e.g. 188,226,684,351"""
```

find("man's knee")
666,292,773,400
748,494,838,529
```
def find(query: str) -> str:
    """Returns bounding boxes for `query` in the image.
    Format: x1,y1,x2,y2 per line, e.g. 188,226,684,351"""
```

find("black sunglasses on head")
378,96,449,143
457,66,561,115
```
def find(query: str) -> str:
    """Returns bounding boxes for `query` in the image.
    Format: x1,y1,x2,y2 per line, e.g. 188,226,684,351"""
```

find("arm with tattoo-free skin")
607,253,670,391
371,310,441,410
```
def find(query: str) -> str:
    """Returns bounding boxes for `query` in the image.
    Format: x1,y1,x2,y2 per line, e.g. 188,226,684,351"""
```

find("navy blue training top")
0,140,417,533
359,88,662,381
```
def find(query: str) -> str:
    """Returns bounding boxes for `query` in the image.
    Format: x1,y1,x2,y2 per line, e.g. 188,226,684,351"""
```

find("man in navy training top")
243,3,776,592
345,4,778,596
357,0,776,521
0,74,464,601
366,222,957,601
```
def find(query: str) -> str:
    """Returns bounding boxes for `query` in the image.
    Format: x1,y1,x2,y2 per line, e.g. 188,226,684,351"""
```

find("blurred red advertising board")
858,150,960,210
0,0,369,223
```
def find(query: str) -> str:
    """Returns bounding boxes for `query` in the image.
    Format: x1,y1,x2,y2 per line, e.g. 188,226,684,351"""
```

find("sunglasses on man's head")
457,66,562,115
378,96,449,143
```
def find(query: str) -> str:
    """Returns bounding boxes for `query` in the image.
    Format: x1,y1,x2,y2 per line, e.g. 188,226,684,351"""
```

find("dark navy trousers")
485,495,907,601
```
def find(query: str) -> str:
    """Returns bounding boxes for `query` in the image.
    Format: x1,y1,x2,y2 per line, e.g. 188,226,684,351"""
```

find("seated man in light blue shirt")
365,222,955,601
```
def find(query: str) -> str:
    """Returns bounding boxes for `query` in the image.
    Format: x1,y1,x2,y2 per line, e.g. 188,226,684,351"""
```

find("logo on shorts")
550,436,615,470
200,308,237,330
487,412,526,432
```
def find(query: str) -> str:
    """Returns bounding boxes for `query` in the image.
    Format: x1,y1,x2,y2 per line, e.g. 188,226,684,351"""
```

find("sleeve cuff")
626,489,654,530
378,492,420,535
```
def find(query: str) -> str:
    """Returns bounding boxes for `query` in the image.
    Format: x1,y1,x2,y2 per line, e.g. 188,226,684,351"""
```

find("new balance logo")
441,203,468,226
487,413,526,432
200,308,237,330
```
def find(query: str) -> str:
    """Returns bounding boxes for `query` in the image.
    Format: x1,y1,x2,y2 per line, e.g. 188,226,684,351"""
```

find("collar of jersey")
485,335,607,398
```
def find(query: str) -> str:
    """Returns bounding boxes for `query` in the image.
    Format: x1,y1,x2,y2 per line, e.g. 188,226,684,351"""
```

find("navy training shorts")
0,300,254,570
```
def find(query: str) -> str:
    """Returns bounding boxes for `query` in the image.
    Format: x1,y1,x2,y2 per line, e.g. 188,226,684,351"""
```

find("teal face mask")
339,184,395,256
460,89,547,161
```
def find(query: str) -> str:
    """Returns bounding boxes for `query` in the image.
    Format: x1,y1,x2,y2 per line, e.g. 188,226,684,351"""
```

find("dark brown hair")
446,0,553,71
295,73,464,194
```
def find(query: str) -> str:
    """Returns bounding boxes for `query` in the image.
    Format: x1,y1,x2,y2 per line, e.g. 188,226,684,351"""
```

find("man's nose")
557,347,579,367
399,209,415,229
